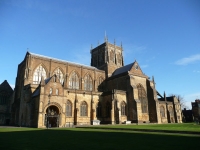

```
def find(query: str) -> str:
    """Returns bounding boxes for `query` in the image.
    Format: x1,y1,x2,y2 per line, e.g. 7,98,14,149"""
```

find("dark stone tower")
90,38,124,78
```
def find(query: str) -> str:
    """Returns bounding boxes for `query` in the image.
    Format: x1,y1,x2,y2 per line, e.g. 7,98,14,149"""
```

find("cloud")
175,54,200,65
193,70,200,73
184,92,200,109
10,84,15,89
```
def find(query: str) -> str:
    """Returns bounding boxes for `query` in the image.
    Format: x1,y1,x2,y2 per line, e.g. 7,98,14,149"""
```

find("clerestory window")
69,72,79,89
84,74,92,91
33,65,46,84
53,68,64,84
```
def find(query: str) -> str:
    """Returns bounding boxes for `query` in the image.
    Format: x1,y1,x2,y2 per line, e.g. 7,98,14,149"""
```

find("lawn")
84,123,200,132
0,125,199,150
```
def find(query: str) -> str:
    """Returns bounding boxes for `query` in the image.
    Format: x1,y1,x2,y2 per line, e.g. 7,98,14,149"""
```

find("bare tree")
168,94,188,109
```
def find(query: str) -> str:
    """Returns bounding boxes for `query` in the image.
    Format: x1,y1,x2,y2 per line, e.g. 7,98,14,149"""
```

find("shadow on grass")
0,128,199,150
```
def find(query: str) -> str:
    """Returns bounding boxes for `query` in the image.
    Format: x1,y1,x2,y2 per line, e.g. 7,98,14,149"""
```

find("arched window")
169,107,174,117
137,84,148,113
106,102,111,117
33,65,46,84
80,101,87,116
121,102,126,116
49,88,53,95
69,71,79,89
53,68,64,84
117,54,122,65
160,106,165,117
56,89,59,95
66,101,72,116
96,102,102,117
84,74,92,91
110,50,115,63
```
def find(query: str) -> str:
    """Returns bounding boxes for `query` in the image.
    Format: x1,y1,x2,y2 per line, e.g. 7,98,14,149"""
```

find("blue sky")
0,0,199,109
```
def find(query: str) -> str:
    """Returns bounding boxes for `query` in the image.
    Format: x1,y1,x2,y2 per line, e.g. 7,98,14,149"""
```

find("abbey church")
10,39,182,128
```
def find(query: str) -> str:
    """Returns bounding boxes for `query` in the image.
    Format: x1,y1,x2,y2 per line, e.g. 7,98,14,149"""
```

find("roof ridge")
29,52,99,70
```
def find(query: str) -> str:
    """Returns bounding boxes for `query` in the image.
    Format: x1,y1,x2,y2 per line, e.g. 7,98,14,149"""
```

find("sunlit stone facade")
11,41,182,127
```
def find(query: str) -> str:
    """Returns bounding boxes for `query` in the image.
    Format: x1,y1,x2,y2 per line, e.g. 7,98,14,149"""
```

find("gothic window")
110,50,115,63
56,89,59,95
66,101,72,116
121,102,126,116
117,54,122,65
98,51,104,66
169,107,174,117
33,65,47,84
69,71,79,89
160,106,165,117
49,88,52,95
137,84,148,113
80,101,87,116
106,102,111,117
96,102,102,117
53,68,64,84
84,74,93,91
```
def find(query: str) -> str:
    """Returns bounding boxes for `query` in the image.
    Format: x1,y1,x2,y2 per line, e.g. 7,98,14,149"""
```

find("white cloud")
175,54,200,65
184,92,200,109
10,84,15,89
193,70,200,73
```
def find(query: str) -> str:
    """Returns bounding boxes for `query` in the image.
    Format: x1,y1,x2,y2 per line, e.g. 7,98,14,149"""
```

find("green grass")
86,123,200,132
0,125,199,150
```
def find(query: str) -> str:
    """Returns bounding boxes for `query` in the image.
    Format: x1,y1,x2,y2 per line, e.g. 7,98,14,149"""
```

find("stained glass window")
69,72,79,89
84,74,92,91
33,65,46,84
53,68,64,84
137,84,148,113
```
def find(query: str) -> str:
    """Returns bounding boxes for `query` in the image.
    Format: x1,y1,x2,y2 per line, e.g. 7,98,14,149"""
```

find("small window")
160,106,165,117
121,102,126,116
56,89,59,95
50,88,52,94
80,101,87,116
66,101,72,116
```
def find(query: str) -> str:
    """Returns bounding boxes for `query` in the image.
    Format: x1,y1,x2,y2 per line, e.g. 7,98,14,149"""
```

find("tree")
168,94,188,109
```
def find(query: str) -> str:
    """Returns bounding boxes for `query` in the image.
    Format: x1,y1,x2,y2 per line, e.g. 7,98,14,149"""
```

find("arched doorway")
46,105,60,128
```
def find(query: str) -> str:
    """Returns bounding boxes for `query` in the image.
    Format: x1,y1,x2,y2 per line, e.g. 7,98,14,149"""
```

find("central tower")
90,39,124,78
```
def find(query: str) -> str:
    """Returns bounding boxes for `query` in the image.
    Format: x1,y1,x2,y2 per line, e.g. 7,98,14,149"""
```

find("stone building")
11,40,182,128
191,99,200,121
0,80,14,125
